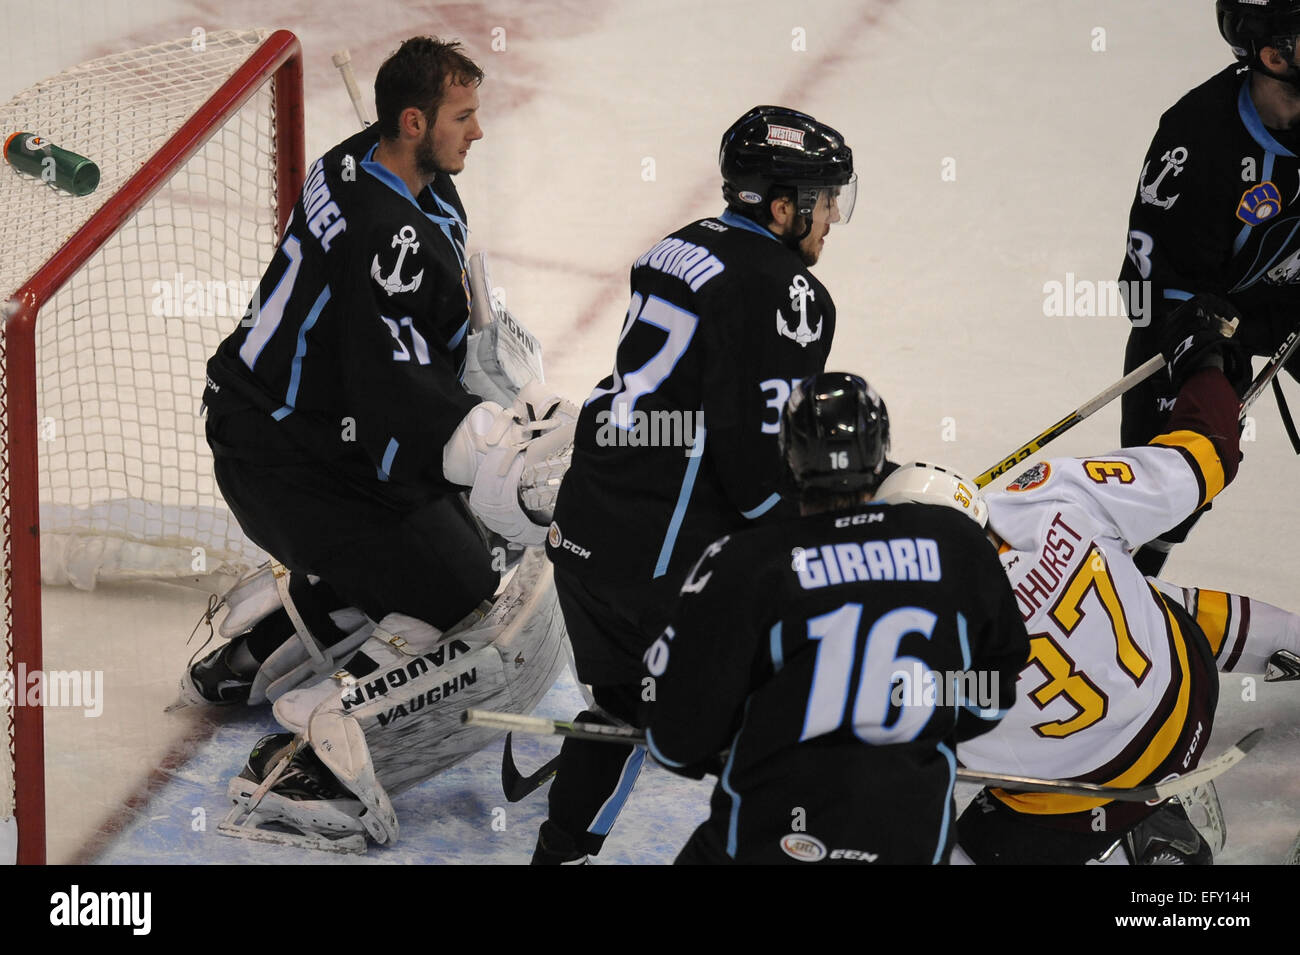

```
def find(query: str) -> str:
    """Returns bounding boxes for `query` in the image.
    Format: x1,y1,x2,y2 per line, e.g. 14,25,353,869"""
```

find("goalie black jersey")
644,504,1030,865
548,211,835,587
203,126,480,506
1118,63,1300,356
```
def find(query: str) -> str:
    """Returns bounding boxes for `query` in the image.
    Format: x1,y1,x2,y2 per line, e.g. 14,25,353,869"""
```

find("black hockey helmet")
719,105,857,224
1218,0,1300,62
780,372,889,497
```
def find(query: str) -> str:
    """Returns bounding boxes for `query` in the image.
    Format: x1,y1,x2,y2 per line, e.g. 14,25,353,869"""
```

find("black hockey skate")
171,639,255,708
531,820,591,865
219,733,370,853
1123,799,1214,865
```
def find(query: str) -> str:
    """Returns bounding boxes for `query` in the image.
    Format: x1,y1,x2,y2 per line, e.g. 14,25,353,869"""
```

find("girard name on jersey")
634,235,726,291
794,536,942,589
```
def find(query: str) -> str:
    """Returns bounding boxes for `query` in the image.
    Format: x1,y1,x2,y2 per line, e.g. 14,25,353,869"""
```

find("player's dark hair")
374,37,484,140
797,488,871,515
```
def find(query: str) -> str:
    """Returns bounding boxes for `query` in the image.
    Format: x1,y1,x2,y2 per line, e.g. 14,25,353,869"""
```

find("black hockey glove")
1160,294,1251,396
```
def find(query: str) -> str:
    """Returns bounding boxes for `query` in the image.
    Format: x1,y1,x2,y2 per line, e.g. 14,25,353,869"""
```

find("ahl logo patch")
1006,461,1051,492
779,833,827,862
1237,181,1282,226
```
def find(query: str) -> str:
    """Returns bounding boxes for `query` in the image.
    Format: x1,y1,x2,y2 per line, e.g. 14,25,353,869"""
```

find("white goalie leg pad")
206,560,373,705
272,611,459,733
219,562,286,638
352,548,567,797
305,710,399,846
268,549,567,845
252,613,373,705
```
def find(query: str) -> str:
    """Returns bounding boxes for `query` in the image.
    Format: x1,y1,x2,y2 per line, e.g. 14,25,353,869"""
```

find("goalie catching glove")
444,381,577,546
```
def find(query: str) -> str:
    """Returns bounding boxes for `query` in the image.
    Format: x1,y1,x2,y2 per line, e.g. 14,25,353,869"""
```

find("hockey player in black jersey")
532,106,858,863
1119,0,1300,575
185,40,571,721
642,373,1030,865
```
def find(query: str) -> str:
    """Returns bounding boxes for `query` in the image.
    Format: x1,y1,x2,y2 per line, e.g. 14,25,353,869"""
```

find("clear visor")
816,174,858,225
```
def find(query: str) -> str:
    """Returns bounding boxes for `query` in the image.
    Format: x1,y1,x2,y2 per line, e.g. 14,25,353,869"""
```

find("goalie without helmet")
171,36,576,849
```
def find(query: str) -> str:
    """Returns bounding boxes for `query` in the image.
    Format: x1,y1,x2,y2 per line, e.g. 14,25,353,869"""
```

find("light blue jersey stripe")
769,621,784,673
447,319,469,351
721,699,754,858
742,493,781,519
933,742,958,865
644,728,686,768
956,612,971,669
589,745,646,835
653,416,706,578
279,284,331,416
718,209,779,240
377,438,399,482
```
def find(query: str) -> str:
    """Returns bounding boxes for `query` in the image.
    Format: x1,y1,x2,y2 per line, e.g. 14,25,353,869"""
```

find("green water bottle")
3,132,100,196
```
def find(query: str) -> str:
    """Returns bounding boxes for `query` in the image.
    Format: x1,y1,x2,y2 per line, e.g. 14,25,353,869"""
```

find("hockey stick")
976,314,1249,488
974,354,1165,488
332,49,375,128
464,709,1264,803
501,732,562,802
1239,322,1300,416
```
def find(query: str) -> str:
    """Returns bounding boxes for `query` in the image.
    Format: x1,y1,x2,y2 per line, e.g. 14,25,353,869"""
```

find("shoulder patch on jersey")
1236,181,1282,226
1006,461,1051,492
1082,460,1135,485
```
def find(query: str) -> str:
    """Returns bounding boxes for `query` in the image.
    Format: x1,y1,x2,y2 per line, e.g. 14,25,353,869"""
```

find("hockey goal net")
1,29,304,864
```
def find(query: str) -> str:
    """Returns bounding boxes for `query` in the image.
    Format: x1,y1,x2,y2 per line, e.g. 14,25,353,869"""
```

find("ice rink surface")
4,0,1298,864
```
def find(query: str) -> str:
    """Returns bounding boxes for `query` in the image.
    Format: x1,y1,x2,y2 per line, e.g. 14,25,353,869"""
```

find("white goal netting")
1,28,286,851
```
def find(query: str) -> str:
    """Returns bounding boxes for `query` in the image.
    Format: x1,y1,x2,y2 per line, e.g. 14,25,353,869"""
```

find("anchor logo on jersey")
777,274,822,347
680,535,729,594
1138,146,1188,210
371,225,425,296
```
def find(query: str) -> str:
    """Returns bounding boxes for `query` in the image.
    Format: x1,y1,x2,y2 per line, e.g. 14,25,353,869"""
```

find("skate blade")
164,671,207,712
217,805,366,854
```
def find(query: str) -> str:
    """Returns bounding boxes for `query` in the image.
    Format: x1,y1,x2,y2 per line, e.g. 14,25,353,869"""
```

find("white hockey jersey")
957,426,1228,816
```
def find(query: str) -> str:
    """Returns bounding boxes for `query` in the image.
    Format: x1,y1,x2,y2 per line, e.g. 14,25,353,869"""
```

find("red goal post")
1,29,305,865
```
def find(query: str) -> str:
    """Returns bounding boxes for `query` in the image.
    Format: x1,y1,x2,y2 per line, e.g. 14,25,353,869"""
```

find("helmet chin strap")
782,215,811,251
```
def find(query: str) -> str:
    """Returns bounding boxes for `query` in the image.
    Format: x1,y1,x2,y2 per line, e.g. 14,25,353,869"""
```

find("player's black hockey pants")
208,410,498,631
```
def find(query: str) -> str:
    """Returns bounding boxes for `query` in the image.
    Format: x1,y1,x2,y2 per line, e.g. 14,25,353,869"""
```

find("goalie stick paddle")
500,732,562,802
464,710,1264,803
